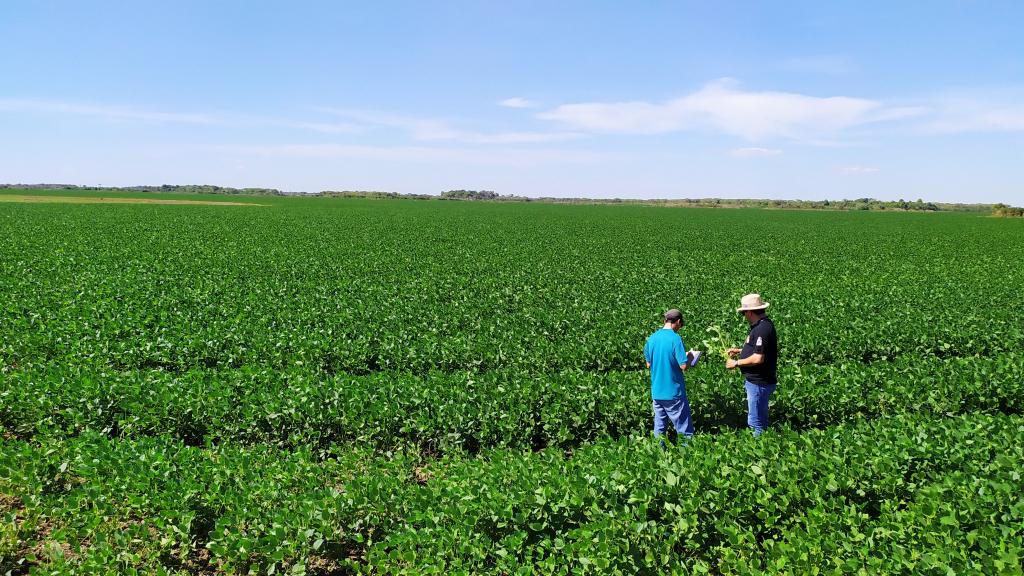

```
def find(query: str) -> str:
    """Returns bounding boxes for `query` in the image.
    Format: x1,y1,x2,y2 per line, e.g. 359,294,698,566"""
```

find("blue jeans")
652,397,694,439
745,380,776,436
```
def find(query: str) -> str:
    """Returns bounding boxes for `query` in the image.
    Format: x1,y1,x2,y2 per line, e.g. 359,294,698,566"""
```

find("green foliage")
2,415,1021,574
1,201,1021,375
1,197,1022,573
1,355,1022,454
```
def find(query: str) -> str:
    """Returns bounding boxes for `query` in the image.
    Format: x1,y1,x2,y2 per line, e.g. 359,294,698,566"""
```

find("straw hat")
736,293,770,312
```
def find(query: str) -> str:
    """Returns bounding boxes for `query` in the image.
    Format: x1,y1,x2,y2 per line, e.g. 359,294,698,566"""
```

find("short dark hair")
664,309,683,323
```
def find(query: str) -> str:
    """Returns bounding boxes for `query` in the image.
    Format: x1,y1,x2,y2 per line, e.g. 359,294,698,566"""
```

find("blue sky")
2,1,1022,203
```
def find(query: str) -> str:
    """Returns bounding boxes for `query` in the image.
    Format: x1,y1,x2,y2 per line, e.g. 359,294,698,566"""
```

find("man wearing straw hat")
726,294,778,436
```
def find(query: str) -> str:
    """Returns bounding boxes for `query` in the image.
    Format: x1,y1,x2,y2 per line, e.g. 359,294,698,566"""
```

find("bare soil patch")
0,492,23,512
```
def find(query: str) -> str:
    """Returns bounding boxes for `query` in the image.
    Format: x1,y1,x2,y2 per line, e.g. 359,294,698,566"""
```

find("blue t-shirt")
644,328,688,400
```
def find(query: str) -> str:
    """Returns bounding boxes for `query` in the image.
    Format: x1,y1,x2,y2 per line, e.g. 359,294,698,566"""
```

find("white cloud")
0,99,368,136
499,97,538,108
0,98,581,143
0,98,218,124
460,131,581,144
318,108,456,139
837,165,880,175
921,91,1024,133
220,143,603,165
284,121,361,134
319,107,579,143
731,147,782,157
538,79,922,141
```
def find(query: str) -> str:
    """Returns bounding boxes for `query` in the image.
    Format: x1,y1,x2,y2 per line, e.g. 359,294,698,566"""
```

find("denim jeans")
652,397,694,439
744,380,777,436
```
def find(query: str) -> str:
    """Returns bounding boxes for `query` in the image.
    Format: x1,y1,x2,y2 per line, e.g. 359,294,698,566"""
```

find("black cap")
664,309,683,323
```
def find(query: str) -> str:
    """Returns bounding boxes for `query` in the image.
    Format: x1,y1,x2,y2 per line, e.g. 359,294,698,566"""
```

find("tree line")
1,183,1014,214
992,203,1024,217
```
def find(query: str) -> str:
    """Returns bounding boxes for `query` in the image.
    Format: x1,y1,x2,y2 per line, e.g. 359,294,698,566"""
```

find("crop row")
3,353,1021,455
2,413,1021,574
2,201,1022,376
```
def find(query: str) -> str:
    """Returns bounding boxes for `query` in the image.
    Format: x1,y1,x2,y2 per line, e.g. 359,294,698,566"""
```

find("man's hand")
727,348,741,358
680,351,694,371
726,359,740,370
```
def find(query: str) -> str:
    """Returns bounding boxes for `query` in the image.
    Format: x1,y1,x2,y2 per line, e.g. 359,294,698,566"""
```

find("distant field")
1,195,1022,574
0,194,264,206
0,187,267,205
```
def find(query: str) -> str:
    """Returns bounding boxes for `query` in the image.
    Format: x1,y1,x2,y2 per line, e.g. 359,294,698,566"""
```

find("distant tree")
993,203,1024,217
440,190,501,201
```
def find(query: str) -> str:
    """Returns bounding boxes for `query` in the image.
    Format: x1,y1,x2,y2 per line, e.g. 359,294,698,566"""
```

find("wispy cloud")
837,165,880,175
0,98,368,135
220,143,603,165
282,121,361,134
499,97,538,109
538,79,923,141
0,97,584,143
0,98,218,124
731,147,782,157
921,90,1024,133
319,107,579,143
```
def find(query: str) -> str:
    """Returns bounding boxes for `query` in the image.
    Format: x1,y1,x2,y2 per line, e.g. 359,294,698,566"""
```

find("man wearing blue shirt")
644,309,695,442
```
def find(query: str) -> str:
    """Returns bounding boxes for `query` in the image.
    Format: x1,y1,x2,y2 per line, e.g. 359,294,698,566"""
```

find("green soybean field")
2,190,1023,575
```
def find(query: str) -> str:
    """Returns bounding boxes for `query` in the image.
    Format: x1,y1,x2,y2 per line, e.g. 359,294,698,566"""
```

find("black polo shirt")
740,316,778,386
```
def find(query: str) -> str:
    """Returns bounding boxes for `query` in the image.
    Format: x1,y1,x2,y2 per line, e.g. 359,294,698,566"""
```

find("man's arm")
727,353,764,370
676,339,690,371
727,327,767,369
